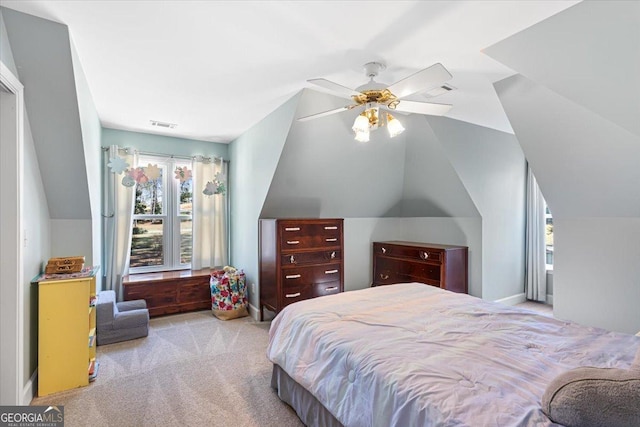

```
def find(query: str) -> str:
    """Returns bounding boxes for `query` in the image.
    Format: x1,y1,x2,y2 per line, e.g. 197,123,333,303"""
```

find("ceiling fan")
299,62,453,142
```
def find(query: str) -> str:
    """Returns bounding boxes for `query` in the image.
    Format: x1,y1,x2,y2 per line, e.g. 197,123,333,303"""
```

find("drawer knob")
325,286,338,292
330,251,336,259
290,255,296,264
285,292,301,298
285,227,300,231
324,226,338,230
325,238,338,242
380,273,389,280
420,251,429,260
286,240,300,245
381,247,386,254
325,269,339,274
285,274,301,279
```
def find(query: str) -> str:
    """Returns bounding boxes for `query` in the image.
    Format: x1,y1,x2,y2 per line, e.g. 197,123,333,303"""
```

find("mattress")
267,283,639,427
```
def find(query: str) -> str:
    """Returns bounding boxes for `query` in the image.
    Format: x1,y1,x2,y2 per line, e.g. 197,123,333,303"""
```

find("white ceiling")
2,0,579,143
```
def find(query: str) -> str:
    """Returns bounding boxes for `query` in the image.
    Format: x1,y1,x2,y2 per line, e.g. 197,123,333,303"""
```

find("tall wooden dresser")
259,218,344,320
372,241,468,293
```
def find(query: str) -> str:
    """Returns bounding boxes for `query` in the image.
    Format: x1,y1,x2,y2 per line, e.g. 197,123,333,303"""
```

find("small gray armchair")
96,290,149,345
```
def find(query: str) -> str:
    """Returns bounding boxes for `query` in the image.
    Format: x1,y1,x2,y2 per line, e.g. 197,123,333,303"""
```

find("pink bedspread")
267,283,640,427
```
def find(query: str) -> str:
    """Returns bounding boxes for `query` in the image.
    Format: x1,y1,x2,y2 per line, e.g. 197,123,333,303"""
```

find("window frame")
545,202,554,271
129,155,193,273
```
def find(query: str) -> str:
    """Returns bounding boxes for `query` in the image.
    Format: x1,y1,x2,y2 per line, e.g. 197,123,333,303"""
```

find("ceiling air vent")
422,84,455,99
150,120,177,129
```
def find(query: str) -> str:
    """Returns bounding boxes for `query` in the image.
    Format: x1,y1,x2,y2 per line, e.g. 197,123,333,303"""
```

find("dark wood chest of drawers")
372,241,468,293
259,218,344,320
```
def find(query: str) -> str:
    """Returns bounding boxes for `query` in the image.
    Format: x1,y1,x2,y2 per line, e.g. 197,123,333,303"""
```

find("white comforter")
267,283,639,427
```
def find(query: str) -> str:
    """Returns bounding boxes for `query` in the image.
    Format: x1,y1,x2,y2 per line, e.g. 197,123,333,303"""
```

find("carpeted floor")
31,311,303,427
515,300,554,317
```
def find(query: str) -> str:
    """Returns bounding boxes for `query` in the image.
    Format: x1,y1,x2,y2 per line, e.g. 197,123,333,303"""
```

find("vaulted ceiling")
0,0,578,143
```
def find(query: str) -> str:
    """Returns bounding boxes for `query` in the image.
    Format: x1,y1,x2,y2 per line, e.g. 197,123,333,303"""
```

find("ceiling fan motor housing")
363,61,386,78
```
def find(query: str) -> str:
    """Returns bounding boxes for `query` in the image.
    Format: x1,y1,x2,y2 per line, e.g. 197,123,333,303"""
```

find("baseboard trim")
546,294,554,305
248,303,260,321
494,293,526,306
22,369,37,405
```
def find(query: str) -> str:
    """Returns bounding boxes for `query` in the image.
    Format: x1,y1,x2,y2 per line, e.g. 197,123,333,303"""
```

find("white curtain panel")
524,166,547,302
192,158,228,269
103,145,136,301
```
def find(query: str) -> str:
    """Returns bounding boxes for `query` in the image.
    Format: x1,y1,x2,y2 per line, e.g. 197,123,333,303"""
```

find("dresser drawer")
281,284,313,307
374,242,442,263
374,256,441,287
281,250,341,266
312,281,341,297
282,263,342,288
279,221,342,250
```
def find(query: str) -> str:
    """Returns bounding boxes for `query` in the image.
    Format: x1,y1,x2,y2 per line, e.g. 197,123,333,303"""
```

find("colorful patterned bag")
210,266,248,320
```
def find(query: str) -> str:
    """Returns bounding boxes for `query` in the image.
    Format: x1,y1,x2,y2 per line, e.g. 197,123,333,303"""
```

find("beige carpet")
31,311,303,427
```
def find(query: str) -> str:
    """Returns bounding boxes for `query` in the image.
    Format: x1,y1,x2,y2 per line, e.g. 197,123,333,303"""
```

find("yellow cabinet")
35,266,99,396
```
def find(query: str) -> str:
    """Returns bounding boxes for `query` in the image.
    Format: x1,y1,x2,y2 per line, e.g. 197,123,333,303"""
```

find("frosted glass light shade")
387,114,405,138
352,114,369,133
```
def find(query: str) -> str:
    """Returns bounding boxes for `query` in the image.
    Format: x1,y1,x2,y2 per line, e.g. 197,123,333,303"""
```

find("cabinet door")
39,280,90,396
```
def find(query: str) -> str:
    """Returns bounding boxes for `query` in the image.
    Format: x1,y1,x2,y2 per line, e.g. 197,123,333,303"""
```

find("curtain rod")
102,146,229,163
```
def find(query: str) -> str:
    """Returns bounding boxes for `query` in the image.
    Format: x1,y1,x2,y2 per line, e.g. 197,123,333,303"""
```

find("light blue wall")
70,40,102,268
102,127,228,159
427,116,527,301
0,10,18,76
228,93,300,312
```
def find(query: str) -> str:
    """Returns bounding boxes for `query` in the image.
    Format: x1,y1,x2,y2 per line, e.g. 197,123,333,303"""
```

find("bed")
266,283,640,427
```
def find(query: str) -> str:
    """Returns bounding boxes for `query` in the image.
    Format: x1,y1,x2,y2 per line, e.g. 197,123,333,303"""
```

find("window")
545,203,553,268
130,156,193,272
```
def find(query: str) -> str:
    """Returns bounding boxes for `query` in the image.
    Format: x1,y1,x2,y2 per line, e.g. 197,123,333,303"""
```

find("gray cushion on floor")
96,290,149,345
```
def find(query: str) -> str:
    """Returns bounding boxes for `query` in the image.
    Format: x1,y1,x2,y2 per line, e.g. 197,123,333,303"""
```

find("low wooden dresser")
372,241,468,293
259,218,344,320
123,269,213,317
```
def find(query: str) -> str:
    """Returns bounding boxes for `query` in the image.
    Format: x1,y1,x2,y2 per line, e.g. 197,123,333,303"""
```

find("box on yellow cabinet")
45,256,85,274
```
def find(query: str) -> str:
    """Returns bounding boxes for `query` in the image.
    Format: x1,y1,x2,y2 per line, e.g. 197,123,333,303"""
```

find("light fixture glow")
386,113,405,138
354,129,370,142
352,114,369,133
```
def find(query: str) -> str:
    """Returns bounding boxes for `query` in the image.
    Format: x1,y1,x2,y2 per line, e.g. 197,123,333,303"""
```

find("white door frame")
0,60,25,405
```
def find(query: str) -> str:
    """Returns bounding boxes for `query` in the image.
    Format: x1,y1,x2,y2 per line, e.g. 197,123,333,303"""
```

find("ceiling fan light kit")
301,61,453,142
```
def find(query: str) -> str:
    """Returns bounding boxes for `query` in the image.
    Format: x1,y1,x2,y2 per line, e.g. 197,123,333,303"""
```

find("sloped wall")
484,0,640,138
259,89,527,302
261,89,407,218
2,8,92,220
2,7,101,265
426,116,526,301
486,0,640,333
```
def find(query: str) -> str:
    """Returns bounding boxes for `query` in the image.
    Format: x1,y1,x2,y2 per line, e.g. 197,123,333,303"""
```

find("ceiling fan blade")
297,105,359,122
307,78,362,100
393,100,452,116
387,63,452,99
